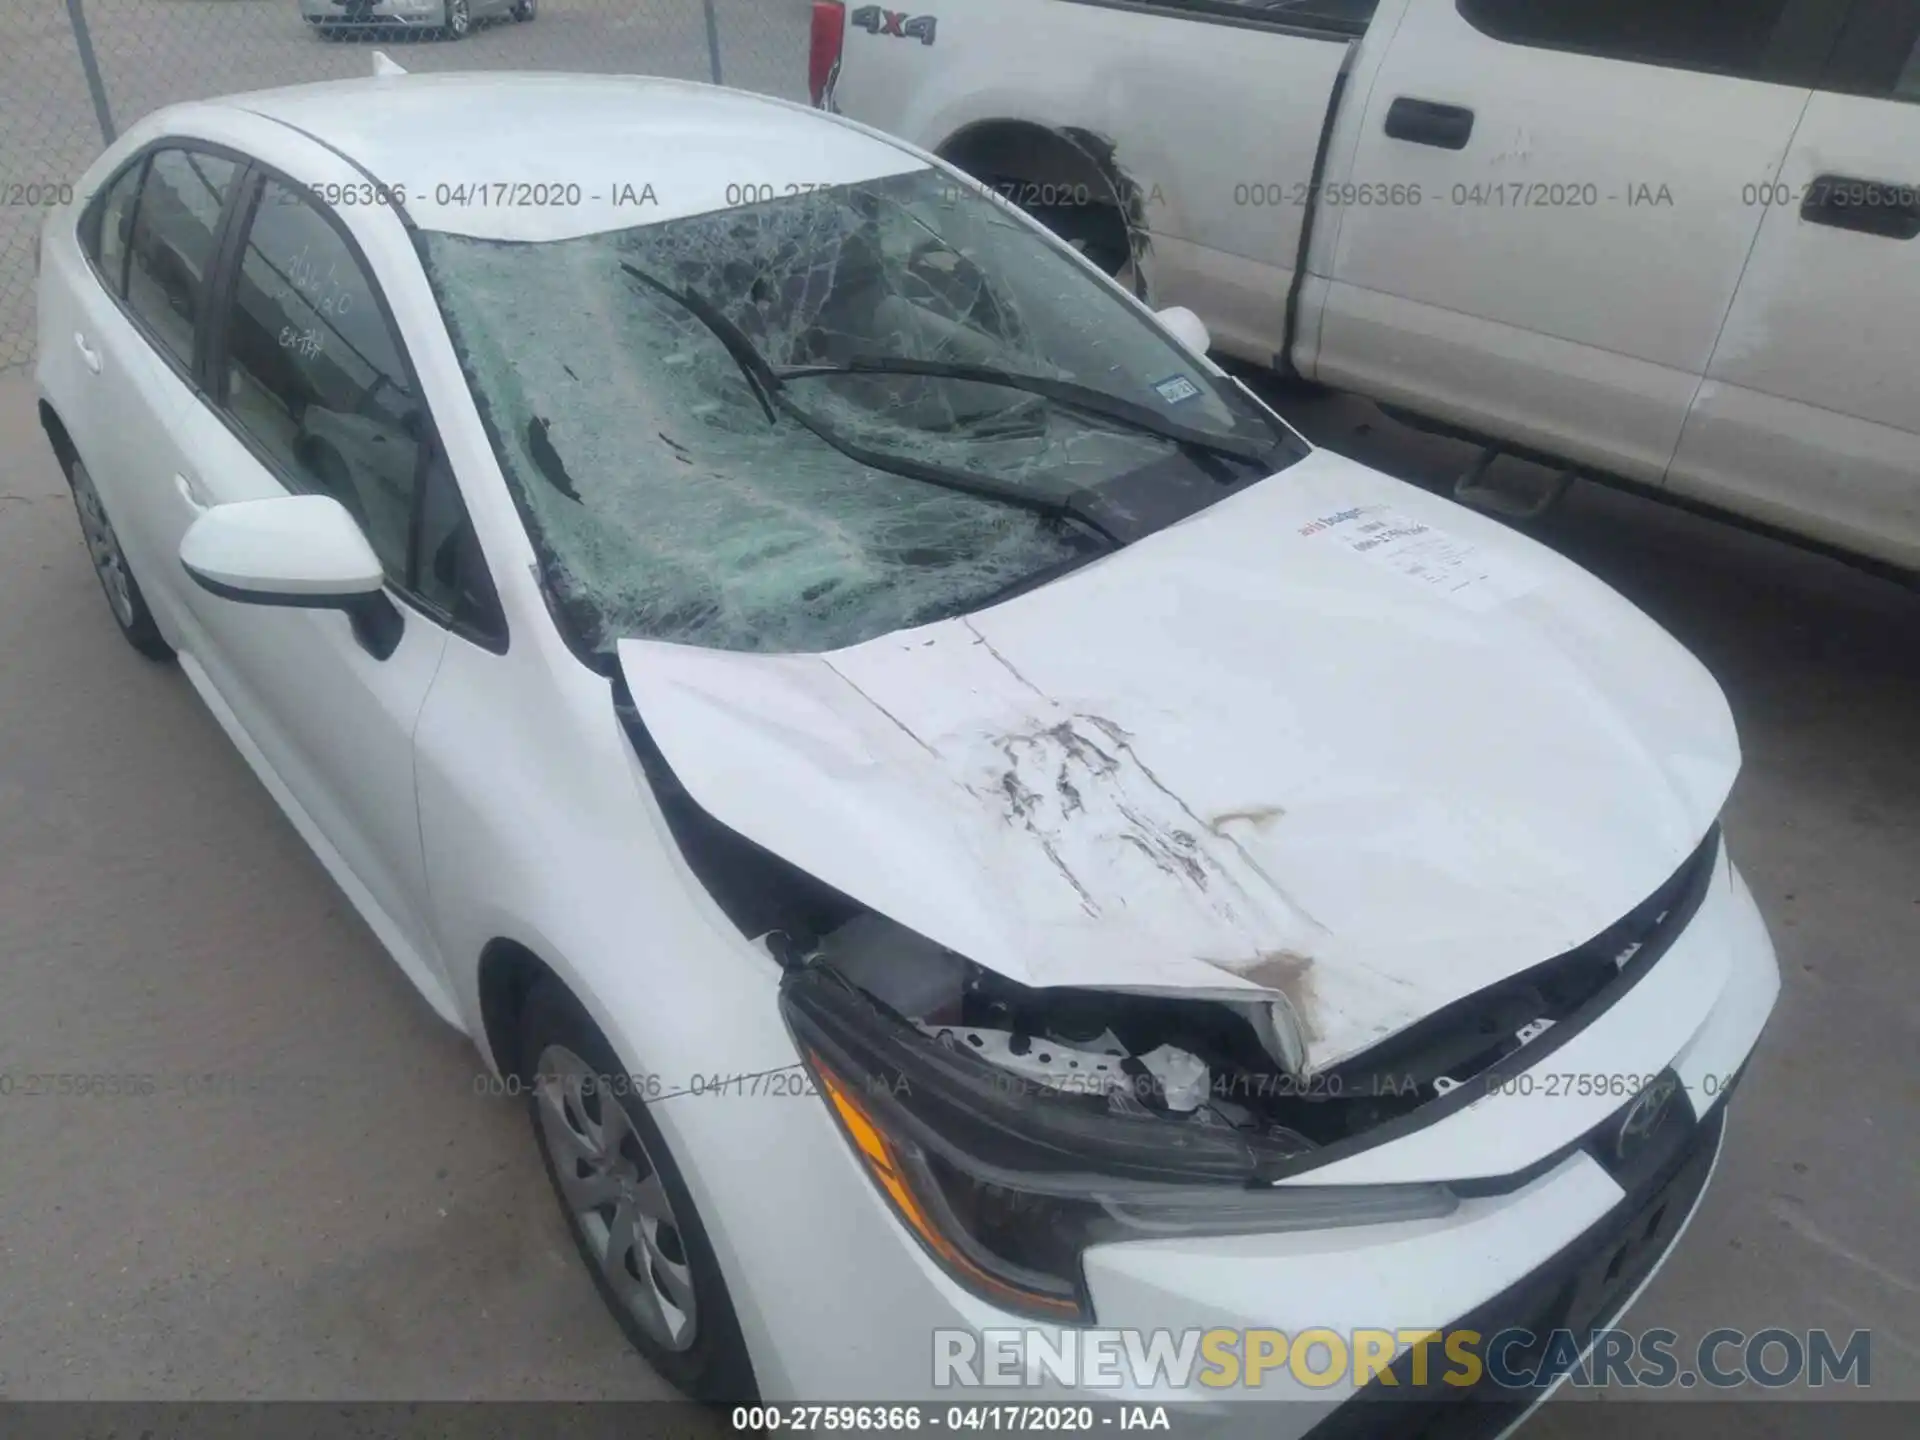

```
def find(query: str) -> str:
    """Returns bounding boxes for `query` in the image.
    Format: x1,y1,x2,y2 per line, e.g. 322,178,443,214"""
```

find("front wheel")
67,459,172,662
511,0,536,19
442,0,470,39
519,981,757,1402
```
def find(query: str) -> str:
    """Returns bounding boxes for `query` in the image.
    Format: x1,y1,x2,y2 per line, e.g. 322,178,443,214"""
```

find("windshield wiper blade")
779,355,1297,469
780,394,1123,545
616,261,1121,545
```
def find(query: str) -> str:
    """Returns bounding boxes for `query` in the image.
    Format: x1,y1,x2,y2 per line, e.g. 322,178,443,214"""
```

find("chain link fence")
0,0,814,371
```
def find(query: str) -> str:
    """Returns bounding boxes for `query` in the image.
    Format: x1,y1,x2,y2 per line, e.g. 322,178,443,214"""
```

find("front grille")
1304,1094,1728,1440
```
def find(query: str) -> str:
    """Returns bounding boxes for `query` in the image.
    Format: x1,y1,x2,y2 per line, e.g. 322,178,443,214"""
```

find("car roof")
217,72,929,241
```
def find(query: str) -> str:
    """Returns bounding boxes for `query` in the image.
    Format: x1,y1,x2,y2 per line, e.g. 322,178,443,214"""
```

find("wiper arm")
779,355,1298,469
781,392,1123,546
620,260,779,424
616,261,1121,545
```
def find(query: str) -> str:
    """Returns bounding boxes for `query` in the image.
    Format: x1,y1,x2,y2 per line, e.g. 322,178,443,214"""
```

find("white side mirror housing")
180,495,401,657
1155,305,1212,358
181,494,383,601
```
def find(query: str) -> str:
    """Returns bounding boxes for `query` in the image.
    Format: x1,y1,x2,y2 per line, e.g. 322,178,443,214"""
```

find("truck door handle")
74,331,102,374
1385,97,1475,151
1798,174,1920,240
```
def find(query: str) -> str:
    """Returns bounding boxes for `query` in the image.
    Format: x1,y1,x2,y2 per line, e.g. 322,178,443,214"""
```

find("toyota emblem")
1616,1074,1681,1162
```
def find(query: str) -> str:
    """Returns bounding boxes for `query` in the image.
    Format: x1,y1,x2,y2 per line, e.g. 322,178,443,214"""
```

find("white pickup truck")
808,0,1920,574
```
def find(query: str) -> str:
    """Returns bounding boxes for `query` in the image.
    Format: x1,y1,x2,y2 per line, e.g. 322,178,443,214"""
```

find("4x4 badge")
850,7,937,45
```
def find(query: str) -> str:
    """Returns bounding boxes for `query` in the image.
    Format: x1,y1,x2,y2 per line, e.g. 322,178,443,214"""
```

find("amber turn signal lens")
809,1051,1083,1319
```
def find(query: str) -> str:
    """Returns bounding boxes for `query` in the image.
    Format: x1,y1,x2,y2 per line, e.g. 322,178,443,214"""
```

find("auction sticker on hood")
1298,504,1539,611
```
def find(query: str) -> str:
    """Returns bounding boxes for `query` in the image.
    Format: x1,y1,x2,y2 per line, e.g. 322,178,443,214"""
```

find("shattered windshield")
421,167,1292,656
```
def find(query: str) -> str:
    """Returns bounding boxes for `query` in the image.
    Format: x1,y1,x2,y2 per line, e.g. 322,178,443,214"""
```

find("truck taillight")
809,2,846,109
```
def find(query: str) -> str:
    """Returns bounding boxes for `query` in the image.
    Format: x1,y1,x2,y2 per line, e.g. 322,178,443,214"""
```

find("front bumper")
667,844,1778,1423
1302,1080,1731,1439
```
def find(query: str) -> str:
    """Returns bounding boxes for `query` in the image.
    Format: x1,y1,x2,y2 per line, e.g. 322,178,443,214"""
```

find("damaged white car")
35,66,1779,1428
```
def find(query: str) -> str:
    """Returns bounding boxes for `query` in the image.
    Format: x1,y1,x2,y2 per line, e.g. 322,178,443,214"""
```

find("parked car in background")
819,0,1920,576
36,65,1778,1427
302,0,536,42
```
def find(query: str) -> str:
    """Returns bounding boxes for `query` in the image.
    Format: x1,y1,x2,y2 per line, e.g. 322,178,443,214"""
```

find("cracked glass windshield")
422,168,1293,655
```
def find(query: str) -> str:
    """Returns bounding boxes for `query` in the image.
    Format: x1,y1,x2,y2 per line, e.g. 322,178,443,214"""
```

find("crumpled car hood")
618,448,1739,1073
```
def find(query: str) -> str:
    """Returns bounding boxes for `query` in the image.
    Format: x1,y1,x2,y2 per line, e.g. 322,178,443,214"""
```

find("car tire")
519,981,758,1404
512,0,536,19
443,0,471,40
65,457,172,663
1237,361,1328,404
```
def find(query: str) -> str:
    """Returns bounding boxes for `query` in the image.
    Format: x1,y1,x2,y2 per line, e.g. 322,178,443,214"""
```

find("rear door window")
83,159,146,297
123,148,239,370
1821,0,1920,99
1455,0,1830,84
1162,0,1377,32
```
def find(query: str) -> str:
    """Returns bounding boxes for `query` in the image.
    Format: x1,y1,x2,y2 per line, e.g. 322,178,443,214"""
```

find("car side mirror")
179,494,403,659
1155,305,1212,358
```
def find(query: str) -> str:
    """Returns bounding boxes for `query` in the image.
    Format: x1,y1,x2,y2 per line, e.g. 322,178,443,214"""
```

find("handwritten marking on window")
279,325,323,359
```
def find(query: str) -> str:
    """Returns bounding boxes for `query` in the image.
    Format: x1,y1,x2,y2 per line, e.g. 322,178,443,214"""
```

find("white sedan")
35,64,1779,1424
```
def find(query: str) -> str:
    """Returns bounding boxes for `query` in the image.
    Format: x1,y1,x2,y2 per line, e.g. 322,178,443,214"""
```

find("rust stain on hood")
1232,949,1321,1043
1210,805,1286,832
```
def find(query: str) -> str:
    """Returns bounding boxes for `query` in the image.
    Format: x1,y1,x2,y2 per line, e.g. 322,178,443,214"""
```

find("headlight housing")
783,963,1458,1321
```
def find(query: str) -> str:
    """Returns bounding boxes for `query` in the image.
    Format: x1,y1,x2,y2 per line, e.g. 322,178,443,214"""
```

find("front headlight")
783,964,1457,1321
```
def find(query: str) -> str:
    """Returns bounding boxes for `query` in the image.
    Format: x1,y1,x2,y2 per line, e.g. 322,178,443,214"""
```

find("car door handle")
173,473,210,512
73,331,102,374
1798,174,1920,240
1384,97,1475,151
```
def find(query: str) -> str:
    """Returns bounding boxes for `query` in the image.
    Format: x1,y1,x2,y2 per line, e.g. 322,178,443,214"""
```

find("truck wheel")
1005,187,1142,297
